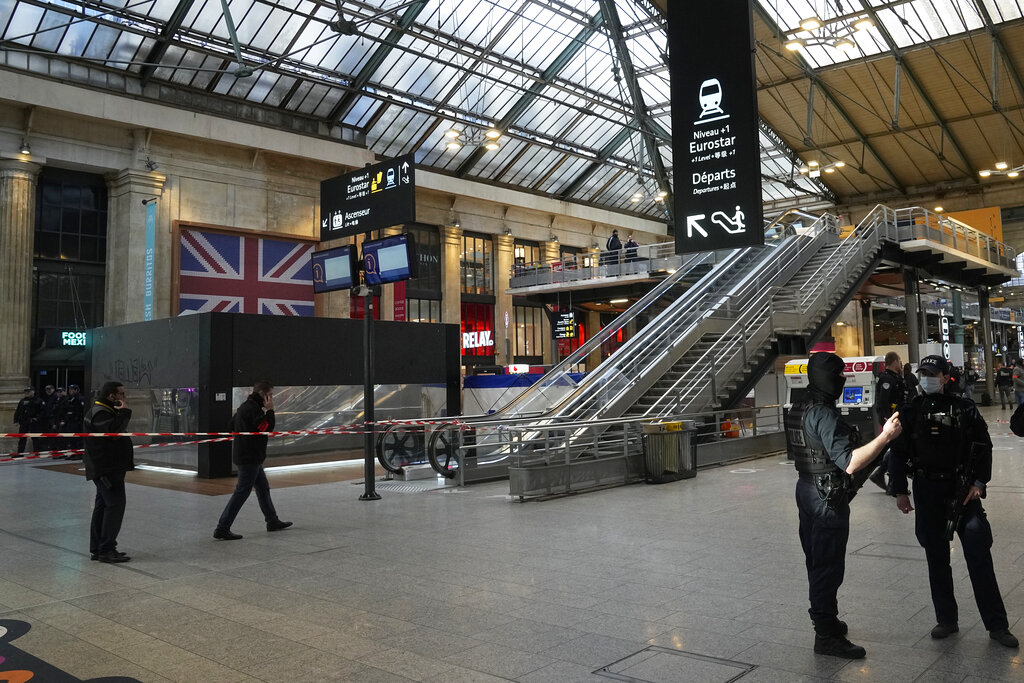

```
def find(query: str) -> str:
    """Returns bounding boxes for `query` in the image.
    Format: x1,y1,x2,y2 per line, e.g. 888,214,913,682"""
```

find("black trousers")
216,464,279,531
90,471,127,554
912,477,1008,630
796,475,850,630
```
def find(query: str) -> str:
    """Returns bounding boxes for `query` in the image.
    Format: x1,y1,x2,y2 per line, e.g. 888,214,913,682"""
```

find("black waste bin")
642,421,696,484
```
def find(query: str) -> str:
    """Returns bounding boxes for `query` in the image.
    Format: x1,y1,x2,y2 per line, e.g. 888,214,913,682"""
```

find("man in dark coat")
868,351,905,491
83,382,134,563
62,384,86,458
13,387,44,453
214,381,292,540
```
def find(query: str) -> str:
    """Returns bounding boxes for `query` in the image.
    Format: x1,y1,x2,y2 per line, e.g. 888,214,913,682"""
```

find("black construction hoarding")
670,0,762,255
320,154,416,241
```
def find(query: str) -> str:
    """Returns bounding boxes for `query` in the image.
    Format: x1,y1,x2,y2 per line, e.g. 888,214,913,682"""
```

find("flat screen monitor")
842,386,863,404
363,233,415,285
311,245,357,293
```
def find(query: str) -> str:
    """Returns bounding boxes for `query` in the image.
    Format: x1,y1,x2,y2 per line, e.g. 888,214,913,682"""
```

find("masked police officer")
786,352,902,659
888,355,1018,648
868,351,906,490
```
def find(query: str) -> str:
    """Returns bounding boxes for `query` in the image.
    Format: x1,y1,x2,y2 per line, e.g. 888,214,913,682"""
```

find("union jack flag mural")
177,227,315,316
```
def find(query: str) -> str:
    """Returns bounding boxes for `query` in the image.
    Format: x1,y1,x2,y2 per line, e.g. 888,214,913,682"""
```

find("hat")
23,386,33,392
917,355,949,376
57,386,66,392
69,384,79,390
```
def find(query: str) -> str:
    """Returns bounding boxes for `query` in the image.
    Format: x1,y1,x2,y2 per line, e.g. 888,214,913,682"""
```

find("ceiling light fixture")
18,139,30,155
443,125,502,152
978,162,1024,179
783,11,873,53
799,158,846,178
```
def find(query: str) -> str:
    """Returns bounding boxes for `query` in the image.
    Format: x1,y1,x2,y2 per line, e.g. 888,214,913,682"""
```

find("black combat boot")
814,620,865,659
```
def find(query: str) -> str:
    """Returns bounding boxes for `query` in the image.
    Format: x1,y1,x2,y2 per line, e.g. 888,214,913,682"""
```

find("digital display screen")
363,233,415,285
311,245,357,293
842,387,863,404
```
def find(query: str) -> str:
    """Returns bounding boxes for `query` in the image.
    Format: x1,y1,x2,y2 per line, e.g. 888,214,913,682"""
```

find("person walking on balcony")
603,229,622,265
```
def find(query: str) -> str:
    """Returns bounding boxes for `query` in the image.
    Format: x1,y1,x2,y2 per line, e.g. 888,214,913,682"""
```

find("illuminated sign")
320,155,416,240
671,0,762,254
362,233,415,285
311,245,358,293
553,311,577,339
462,330,494,350
61,331,88,347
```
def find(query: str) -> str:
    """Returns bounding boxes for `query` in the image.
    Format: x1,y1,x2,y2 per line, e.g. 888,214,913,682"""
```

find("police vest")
910,394,963,474
785,401,843,475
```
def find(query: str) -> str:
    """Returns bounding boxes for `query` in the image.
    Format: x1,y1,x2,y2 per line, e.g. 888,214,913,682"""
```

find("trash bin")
642,421,696,484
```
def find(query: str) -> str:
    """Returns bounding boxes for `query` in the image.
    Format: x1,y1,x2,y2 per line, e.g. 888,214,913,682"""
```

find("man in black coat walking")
214,381,292,540
83,382,134,563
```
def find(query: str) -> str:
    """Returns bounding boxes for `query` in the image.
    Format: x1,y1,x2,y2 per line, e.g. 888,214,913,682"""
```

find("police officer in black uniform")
868,351,906,490
786,352,902,659
13,387,44,453
888,355,1018,648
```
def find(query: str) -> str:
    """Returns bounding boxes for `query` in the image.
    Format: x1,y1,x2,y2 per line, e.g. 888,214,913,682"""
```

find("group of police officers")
787,351,1018,659
12,383,85,455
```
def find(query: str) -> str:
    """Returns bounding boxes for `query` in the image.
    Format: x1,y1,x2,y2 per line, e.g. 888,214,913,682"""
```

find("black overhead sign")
320,154,416,241
670,0,762,255
553,311,577,340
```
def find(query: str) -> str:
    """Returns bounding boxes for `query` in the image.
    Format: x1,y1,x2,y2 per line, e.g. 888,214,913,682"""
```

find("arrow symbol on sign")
321,218,328,229
687,214,708,238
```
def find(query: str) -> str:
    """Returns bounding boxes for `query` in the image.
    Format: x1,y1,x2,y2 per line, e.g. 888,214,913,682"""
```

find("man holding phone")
83,382,134,563
214,381,292,540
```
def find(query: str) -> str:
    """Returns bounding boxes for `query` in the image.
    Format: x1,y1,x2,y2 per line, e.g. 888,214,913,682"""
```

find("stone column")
105,170,166,325
0,157,42,416
493,233,514,366
585,310,602,371
440,225,462,326
540,240,559,364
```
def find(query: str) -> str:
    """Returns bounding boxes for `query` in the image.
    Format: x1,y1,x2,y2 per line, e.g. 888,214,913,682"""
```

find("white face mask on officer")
919,376,943,394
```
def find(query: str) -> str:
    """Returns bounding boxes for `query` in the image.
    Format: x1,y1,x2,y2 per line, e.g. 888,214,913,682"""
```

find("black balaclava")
807,352,847,403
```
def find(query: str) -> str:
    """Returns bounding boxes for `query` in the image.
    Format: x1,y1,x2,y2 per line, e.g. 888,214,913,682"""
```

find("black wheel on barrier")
427,428,458,478
375,424,423,474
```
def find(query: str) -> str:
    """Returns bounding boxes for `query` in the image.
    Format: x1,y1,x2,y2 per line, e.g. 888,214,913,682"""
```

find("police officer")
868,351,905,490
62,384,86,458
888,355,1018,648
13,387,44,453
786,352,902,659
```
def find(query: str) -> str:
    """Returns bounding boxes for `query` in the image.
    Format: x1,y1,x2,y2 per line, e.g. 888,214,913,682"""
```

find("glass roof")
5,1,1013,219
759,0,1024,70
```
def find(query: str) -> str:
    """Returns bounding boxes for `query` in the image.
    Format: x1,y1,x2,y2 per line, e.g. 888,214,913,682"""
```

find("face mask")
919,376,942,394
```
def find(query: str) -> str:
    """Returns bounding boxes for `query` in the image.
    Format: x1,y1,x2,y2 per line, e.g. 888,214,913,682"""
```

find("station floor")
0,404,1022,682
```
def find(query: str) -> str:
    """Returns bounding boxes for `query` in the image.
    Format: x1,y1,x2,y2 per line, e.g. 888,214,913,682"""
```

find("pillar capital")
0,157,42,180
440,224,462,246
493,233,514,251
106,168,166,198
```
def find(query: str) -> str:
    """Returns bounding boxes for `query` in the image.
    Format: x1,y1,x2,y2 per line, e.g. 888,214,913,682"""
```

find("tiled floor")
1,404,1022,682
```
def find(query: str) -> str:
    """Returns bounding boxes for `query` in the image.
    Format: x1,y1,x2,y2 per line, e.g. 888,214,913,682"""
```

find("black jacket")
83,399,134,481
874,368,906,425
232,392,275,466
14,396,44,427
888,392,992,495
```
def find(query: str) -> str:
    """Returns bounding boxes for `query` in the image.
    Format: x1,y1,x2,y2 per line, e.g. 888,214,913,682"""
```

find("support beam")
138,0,197,86
327,1,430,124
752,4,905,193
860,4,975,178
455,10,606,178
595,0,672,221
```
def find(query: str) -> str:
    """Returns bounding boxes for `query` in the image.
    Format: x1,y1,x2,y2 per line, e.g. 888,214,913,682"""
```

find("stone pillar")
105,170,166,325
951,289,965,346
493,233,514,366
903,266,920,364
440,225,462,326
0,157,42,416
860,299,874,355
541,240,559,364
